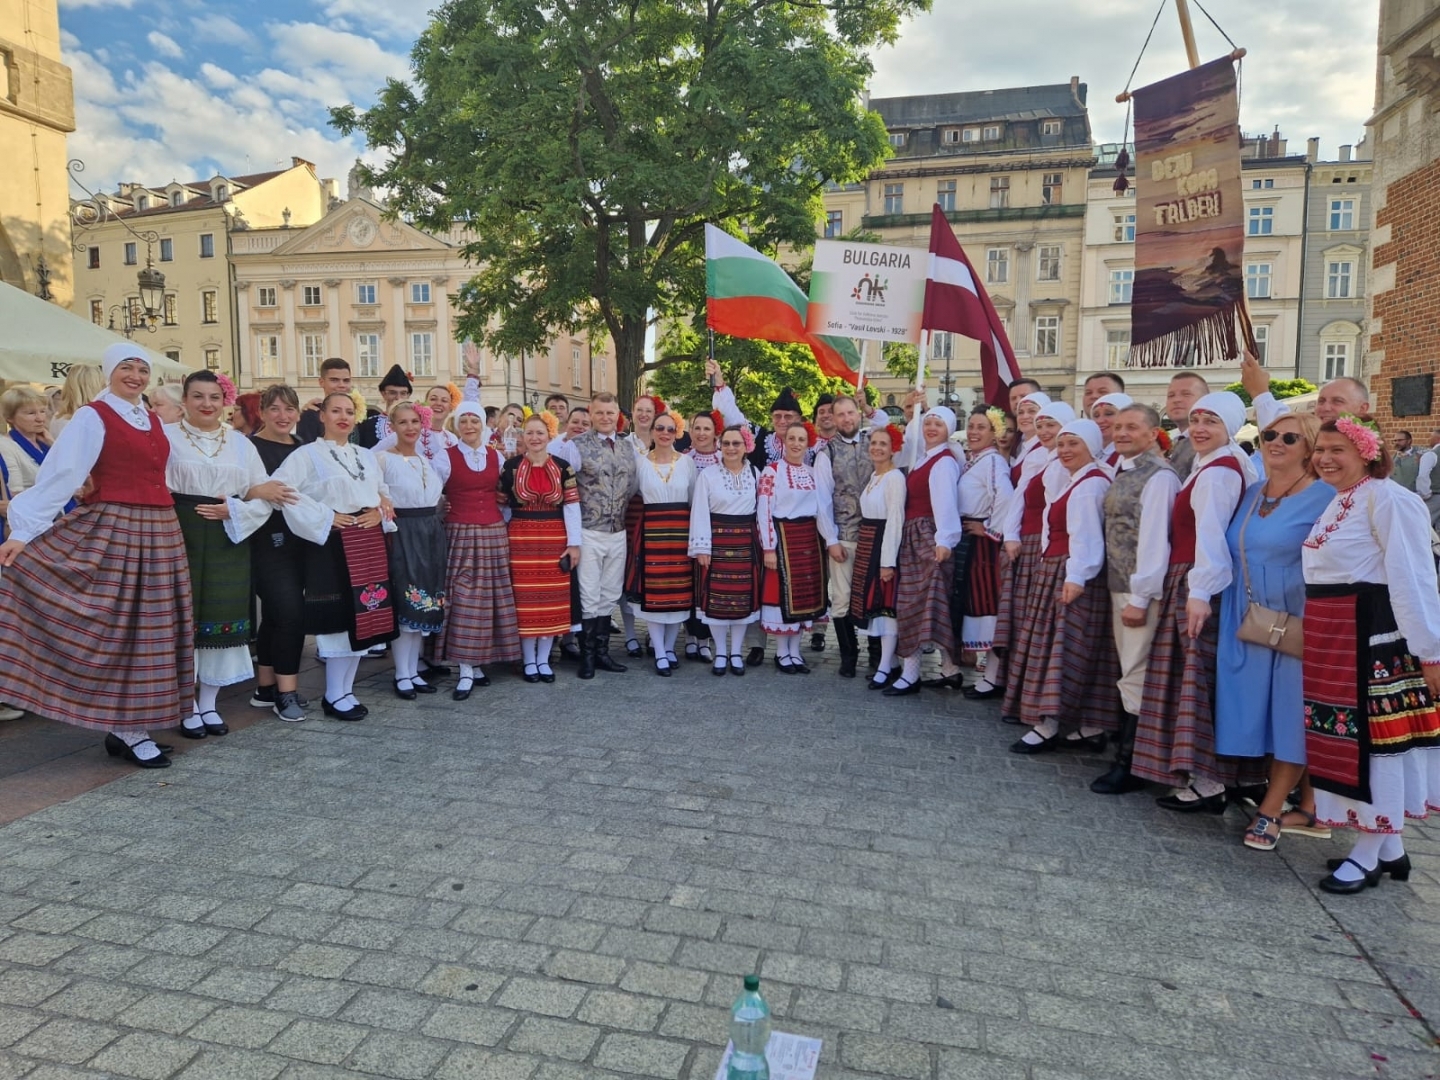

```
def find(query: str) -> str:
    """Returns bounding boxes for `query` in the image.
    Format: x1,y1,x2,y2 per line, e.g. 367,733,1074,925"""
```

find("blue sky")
59,0,1381,194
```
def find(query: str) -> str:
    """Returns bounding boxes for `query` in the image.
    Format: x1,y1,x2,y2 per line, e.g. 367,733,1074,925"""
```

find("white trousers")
579,528,627,619
1111,592,1159,716
827,539,858,617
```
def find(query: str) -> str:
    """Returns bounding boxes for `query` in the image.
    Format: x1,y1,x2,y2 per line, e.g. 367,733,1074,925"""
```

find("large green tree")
332,0,928,409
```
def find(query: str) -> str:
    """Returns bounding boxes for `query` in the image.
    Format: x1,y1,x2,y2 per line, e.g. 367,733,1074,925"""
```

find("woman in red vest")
437,402,522,697
0,344,193,768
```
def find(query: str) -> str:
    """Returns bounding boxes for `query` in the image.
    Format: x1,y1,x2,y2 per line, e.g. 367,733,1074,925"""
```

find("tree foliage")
332,0,930,409
1222,377,1316,408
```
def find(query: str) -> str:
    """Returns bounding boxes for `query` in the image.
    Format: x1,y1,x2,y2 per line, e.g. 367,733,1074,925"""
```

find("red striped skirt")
1133,562,1222,785
896,516,955,658
697,513,760,622
1018,555,1121,730
850,517,897,624
1000,535,1051,718
436,520,522,665
992,534,1040,706
624,502,694,614
0,502,195,731
508,509,573,637
964,533,1001,618
760,516,828,623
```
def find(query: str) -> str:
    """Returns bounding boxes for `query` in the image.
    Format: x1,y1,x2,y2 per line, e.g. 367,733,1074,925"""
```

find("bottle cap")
744,974,759,992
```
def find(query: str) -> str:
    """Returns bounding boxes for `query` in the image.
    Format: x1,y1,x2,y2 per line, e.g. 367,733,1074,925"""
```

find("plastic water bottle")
727,974,770,1080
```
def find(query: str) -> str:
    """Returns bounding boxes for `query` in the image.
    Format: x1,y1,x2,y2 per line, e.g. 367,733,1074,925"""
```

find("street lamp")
68,158,169,337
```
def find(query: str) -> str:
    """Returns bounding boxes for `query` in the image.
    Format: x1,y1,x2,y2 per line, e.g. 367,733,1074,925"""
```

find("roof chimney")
1069,75,1085,107
1306,137,1319,163
1339,144,1352,162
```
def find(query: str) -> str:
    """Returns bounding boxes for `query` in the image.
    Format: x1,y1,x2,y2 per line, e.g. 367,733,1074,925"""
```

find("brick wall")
1371,156,1440,438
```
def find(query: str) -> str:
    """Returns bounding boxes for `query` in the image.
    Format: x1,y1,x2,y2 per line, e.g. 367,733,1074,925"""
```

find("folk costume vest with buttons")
1169,454,1244,565
821,433,873,543
443,444,505,526
905,451,945,520
1103,449,1173,593
81,403,173,507
1043,468,1109,558
1019,467,1049,537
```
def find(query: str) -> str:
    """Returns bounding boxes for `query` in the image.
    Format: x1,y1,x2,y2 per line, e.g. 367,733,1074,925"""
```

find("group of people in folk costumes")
1,342,1437,896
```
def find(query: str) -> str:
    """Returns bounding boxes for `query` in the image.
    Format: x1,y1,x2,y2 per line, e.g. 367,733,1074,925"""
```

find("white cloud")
145,31,184,59
190,14,256,48
58,0,135,8
267,22,411,95
198,63,239,90
322,0,434,40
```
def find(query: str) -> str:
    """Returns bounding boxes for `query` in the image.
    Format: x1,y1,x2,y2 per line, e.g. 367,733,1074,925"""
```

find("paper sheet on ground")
714,1031,822,1080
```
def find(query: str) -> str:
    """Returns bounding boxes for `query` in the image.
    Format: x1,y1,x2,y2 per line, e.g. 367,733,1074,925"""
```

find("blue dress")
1214,480,1335,762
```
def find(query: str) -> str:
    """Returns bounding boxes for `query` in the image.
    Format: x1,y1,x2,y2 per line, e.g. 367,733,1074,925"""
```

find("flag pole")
1173,0,1201,69
915,332,928,393
855,339,867,399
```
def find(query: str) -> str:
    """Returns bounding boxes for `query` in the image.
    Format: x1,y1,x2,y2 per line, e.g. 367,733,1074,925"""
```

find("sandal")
1280,807,1332,839
1242,813,1282,851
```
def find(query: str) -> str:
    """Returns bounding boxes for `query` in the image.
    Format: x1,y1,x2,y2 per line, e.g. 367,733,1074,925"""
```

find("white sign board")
714,1031,822,1080
808,240,926,344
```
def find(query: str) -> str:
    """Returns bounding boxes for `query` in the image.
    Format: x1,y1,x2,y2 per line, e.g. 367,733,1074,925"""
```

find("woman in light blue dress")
1215,412,1333,851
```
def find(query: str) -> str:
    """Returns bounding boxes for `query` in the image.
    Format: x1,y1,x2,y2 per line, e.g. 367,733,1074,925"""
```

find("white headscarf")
1035,401,1076,426
923,406,957,438
1190,391,1246,439
1091,392,1134,416
101,342,150,380
1058,419,1103,460
1020,391,1052,410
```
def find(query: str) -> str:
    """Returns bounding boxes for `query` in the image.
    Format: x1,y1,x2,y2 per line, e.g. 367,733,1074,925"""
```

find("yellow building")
0,0,75,306
69,160,333,373
229,196,617,409
823,80,1094,410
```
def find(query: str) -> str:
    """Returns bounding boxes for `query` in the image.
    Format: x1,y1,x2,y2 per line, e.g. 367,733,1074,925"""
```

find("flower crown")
445,383,462,409
537,409,560,439
348,390,368,417
1334,414,1381,462
984,406,1008,435
879,423,904,454
215,372,237,407
413,405,434,430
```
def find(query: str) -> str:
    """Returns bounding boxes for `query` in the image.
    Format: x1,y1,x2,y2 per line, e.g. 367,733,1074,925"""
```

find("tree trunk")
613,317,648,412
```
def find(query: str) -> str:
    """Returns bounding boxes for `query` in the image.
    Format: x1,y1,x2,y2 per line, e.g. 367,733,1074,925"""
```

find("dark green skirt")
175,495,252,649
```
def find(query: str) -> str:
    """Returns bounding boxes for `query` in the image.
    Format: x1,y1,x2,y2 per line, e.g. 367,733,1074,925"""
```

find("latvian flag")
923,204,1022,408
705,224,861,383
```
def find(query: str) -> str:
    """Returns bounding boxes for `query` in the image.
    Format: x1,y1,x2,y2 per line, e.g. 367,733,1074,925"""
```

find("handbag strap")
1237,485,1262,604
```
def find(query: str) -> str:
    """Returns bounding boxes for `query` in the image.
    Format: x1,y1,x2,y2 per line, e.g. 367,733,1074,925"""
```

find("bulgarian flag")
705,224,861,383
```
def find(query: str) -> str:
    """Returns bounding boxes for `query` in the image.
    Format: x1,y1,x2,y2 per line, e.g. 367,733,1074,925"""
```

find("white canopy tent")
0,282,191,385
1237,390,1320,444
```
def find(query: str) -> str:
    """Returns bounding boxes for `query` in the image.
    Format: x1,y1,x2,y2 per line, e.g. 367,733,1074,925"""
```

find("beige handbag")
1235,490,1304,659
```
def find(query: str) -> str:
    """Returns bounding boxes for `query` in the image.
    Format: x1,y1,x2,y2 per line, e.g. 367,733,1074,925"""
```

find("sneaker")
249,685,277,708
273,691,306,723
0,704,24,722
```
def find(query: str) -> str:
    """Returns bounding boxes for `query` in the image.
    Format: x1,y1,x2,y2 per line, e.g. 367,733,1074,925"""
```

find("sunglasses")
1262,430,1302,445
654,425,677,434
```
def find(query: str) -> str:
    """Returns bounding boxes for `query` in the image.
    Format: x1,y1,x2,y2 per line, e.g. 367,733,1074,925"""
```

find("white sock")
458,663,474,681
878,633,898,675
1378,833,1405,861
1068,724,1106,740
665,623,681,657
647,622,668,663
521,638,538,666
326,656,356,703
196,683,219,714
1192,777,1226,798
129,737,162,760
393,631,422,682
1333,833,1386,881
622,605,638,642
118,730,151,748
725,625,745,657
536,637,554,675
183,705,204,731
1021,717,1060,745
896,653,922,685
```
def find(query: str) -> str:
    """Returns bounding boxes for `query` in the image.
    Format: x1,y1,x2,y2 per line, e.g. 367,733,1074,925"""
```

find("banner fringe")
1127,305,1240,369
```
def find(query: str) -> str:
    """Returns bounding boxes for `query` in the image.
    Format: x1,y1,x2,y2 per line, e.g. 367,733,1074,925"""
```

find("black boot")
576,621,596,680
867,634,882,670
594,620,628,673
1090,711,1146,794
834,616,859,679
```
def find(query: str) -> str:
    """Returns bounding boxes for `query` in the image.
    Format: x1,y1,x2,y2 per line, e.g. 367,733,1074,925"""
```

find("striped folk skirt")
0,502,195,732
999,535,1049,719
850,517,898,633
388,507,448,634
696,512,760,625
436,520,522,666
896,516,955,659
1133,562,1223,786
625,501,694,622
958,527,1001,651
760,516,828,633
1305,583,1440,831
303,523,399,652
1017,555,1122,731
508,509,574,637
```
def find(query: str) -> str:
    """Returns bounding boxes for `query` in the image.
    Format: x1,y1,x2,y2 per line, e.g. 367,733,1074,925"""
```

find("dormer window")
170,191,183,207
213,184,229,203
961,127,980,143
1042,120,1063,136
135,195,149,211
983,125,1002,141
887,132,906,148
942,129,961,145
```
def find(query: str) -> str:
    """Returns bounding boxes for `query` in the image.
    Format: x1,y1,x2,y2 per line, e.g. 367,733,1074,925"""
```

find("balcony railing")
862,204,1085,230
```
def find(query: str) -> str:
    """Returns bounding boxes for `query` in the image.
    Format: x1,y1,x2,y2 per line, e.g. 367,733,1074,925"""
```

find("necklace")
180,420,227,459
649,454,678,484
400,453,427,491
328,443,366,481
1257,473,1304,518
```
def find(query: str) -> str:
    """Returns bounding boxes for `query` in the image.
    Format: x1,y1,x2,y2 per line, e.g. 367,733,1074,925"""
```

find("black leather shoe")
321,697,365,721
419,662,451,679
746,646,764,666
776,659,796,675
962,683,1003,700
393,679,418,701
451,679,473,701
594,650,627,673
654,661,672,677
1090,764,1147,795
179,722,207,740
151,742,174,753
921,672,965,690
1064,732,1109,753
103,734,171,768
1155,789,1227,814
809,632,826,651
882,679,920,697
560,639,583,662
1328,853,1410,881
626,639,644,658
867,671,893,690
522,665,540,683
199,711,228,736
793,661,811,674
1009,733,1060,755
711,661,728,677
728,655,745,676
1318,858,1381,894
538,668,556,683
411,680,438,695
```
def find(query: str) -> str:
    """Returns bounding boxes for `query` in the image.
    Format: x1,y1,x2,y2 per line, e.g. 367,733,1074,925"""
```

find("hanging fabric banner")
1129,56,1247,368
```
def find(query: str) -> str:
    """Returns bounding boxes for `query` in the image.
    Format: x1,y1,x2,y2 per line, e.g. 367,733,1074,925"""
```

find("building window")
356,282,377,305
199,233,215,258
1247,206,1274,236
1034,316,1059,356
823,210,843,238
986,248,1009,285
136,195,149,211
1041,173,1063,205
204,348,220,370
1250,178,1275,189
1042,119,1063,136
201,290,218,324
1113,212,1136,243
1108,269,1133,304
164,350,180,363
127,297,142,323
989,176,1009,209
982,125,1001,140
887,132,906,148
1105,328,1131,368
124,242,137,266
571,345,583,388
89,299,103,325
409,332,435,377
883,183,903,215
257,286,277,308
87,247,100,270
1037,245,1061,282
410,282,431,304
931,331,953,361
256,335,280,378
302,285,322,307
1326,260,1354,299
936,180,956,213
1324,341,1348,379
214,185,228,202
1245,262,1273,299
163,293,177,326
301,333,325,379
170,191,183,207
159,238,173,262
356,333,381,378
941,129,960,145
1329,199,1356,230
1252,325,1269,366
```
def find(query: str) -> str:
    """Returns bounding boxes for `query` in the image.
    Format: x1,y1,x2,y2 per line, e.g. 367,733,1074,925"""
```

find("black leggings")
252,529,308,677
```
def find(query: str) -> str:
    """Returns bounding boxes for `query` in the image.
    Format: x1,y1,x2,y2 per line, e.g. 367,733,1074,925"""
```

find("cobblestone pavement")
1,650,1439,1080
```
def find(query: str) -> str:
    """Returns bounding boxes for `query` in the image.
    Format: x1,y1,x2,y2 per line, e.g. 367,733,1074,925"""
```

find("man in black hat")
706,359,804,470
355,365,414,448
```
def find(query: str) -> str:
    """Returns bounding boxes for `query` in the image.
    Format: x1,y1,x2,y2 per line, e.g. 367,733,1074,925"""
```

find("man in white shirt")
1241,353,1371,429
1163,372,1209,479
1416,428,1440,528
